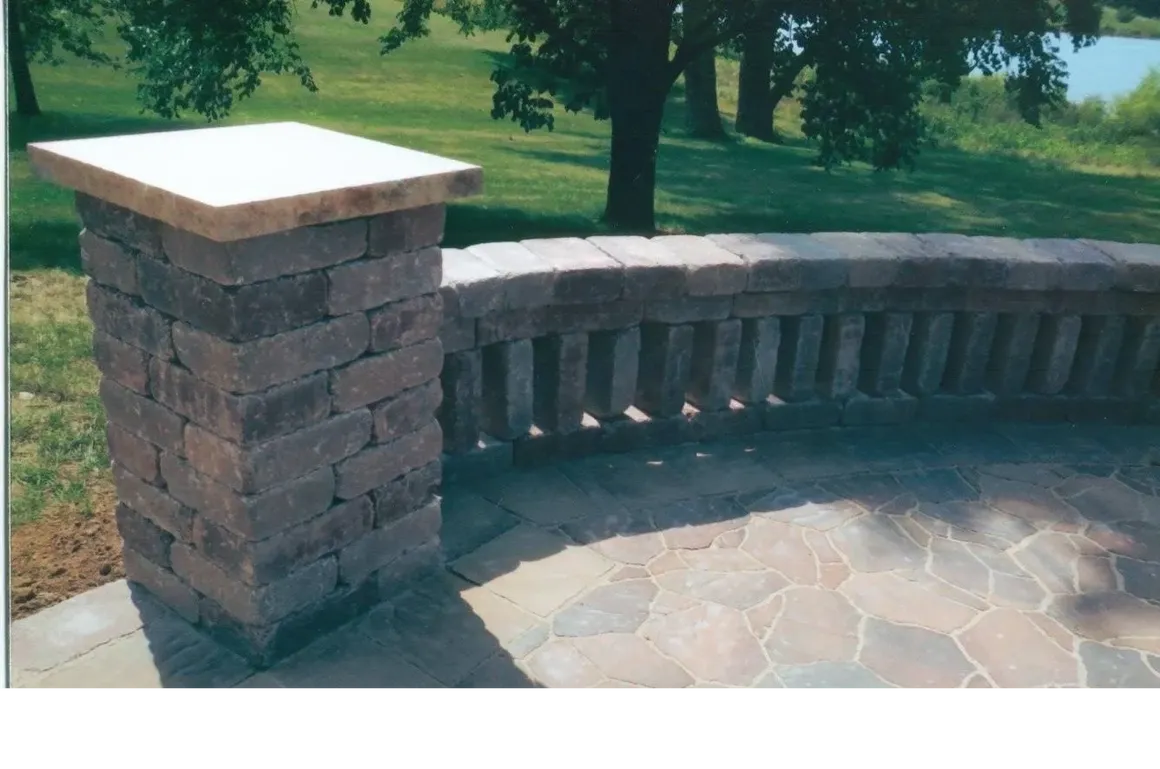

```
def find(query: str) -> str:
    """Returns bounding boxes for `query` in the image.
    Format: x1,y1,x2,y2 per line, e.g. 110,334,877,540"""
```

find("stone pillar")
902,312,954,396
1069,315,1126,396
637,323,694,417
734,317,780,404
817,313,865,400
29,122,481,666
774,314,824,402
586,327,641,418
481,339,535,439
1028,314,1082,395
533,333,589,432
987,314,1040,396
688,319,742,411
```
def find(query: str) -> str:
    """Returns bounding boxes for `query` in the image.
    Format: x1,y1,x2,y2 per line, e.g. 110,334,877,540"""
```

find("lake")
1048,34,1160,101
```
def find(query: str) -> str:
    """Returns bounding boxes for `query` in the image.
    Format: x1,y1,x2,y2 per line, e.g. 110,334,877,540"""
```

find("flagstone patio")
12,422,1160,688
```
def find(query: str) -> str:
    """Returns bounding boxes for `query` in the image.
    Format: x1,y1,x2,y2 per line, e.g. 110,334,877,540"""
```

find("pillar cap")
28,122,483,242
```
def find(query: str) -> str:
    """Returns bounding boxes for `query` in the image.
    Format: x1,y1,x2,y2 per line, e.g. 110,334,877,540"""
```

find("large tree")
682,0,727,140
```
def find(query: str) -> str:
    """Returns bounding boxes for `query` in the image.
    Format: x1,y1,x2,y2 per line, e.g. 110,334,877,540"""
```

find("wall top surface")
28,122,483,242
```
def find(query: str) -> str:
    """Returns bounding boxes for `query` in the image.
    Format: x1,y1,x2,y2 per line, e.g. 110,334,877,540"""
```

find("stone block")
183,409,371,494
869,233,965,288
810,232,902,289
858,312,911,396
368,204,445,255
369,293,443,352
600,409,699,453
440,349,483,453
817,313,866,400
762,397,842,431
637,323,694,417
644,296,733,323
372,378,442,445
80,229,139,295
112,464,194,540
86,281,172,359
688,319,742,411
439,313,477,353
586,236,686,301
986,313,1040,396
481,339,535,439
513,420,603,466
443,435,514,483
1068,315,1126,396
993,394,1070,422
731,291,836,318
161,455,336,541
942,312,998,395
115,503,175,568
734,316,780,404
1083,239,1160,292
122,549,200,623
440,248,505,318
193,497,373,586
689,401,764,439
533,333,589,433
842,391,919,426
914,235,1011,289
326,246,442,314
107,424,161,484
161,219,368,285
93,330,151,395
901,311,954,396
917,392,997,422
1023,238,1116,291
521,238,624,304
774,313,824,402
467,241,556,310
139,258,328,342
970,236,1064,290
100,378,186,456
477,300,642,345
709,233,846,292
586,326,641,418
1113,317,1160,398
335,420,443,500
653,235,748,295
151,361,330,445
330,338,443,412
339,500,442,587
1027,314,1082,395
373,460,441,527
75,193,163,257
171,545,338,626
172,314,369,394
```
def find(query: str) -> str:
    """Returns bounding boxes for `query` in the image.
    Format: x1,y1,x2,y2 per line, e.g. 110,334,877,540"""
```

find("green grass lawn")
9,0,1160,530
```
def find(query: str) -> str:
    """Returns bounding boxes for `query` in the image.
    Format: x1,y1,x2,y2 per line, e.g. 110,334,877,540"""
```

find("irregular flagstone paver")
738,486,863,531
651,590,701,616
572,633,694,688
1025,611,1077,653
1048,592,1160,651
977,475,1084,529
680,547,767,572
896,468,979,504
741,518,819,583
926,501,1037,547
552,579,657,636
715,528,747,548
776,661,892,688
975,463,1072,488
964,673,993,687
763,587,860,665
458,654,537,688
609,565,650,581
1056,476,1159,525
746,594,785,638
1076,555,1119,594
820,473,909,511
1117,466,1160,497
656,569,789,611
525,639,604,687
1116,557,1160,602
958,608,1079,687
1013,531,1089,595
650,496,749,549
479,466,612,525
562,508,663,564
927,536,992,597
990,572,1046,609
860,618,977,687
1079,641,1160,688
830,515,926,572
642,603,768,686
840,571,979,633
647,550,687,576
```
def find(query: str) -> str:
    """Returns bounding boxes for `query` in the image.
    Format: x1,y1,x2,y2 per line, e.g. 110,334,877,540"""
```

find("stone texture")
688,319,742,411
467,241,556,310
572,634,694,687
776,661,891,688
372,379,442,444
521,237,624,305
860,618,976,687
1080,641,1160,687
106,424,161,484
369,204,446,255
653,235,748,295
709,233,846,292
369,293,443,352
532,333,588,433
636,323,694,417
764,587,860,665
959,609,1079,687
774,314,824,402
481,339,534,440
330,338,443,412
987,313,1040,395
643,603,768,686
586,326,641,418
817,313,865,400
86,281,172,359
92,330,151,394
326,247,442,314
734,316,780,404
1028,314,1082,395
859,312,912,396
439,349,483,453
587,235,686,301
942,312,998,395
334,420,442,500
553,580,657,636
902,312,954,396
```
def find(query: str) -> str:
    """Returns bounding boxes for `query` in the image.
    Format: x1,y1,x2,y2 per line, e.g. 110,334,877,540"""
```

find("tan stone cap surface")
27,121,483,242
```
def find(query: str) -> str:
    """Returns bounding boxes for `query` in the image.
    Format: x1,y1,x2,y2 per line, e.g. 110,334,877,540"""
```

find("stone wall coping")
27,122,483,242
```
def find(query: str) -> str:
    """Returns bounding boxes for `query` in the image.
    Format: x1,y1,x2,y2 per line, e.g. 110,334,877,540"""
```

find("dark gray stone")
774,314,824,402
709,233,847,291
1068,315,1126,396
942,312,998,395
644,296,734,323
776,661,891,688
440,491,520,561
481,339,534,440
1080,642,1160,687
763,397,843,431
902,312,954,396
1028,314,1082,395
86,281,173,359
1023,238,1116,291
1113,317,1160,398
372,379,443,444
369,293,443,353
987,313,1040,395
334,420,442,500
842,392,919,426
918,392,996,422
817,313,865,400
326,247,442,315
373,460,442,528
439,349,483,454
586,326,641,419
532,333,589,433
859,312,912,396
688,319,742,411
734,316,780,404
895,468,978,503
636,323,694,417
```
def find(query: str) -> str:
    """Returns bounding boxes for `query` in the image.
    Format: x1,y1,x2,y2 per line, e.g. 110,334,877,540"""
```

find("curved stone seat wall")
437,233,1160,479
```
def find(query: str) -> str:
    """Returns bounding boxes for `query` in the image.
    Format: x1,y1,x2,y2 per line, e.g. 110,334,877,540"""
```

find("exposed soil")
10,485,124,620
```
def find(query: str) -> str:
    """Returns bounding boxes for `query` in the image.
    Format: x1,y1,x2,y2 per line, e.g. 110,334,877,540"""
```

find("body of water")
1046,34,1160,101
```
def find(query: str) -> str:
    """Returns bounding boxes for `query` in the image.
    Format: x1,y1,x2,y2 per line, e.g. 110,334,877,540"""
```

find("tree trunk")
735,12,778,141
8,0,42,117
603,1,674,233
682,0,725,140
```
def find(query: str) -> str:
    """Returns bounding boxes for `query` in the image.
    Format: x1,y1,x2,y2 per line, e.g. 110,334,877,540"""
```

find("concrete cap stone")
27,122,483,242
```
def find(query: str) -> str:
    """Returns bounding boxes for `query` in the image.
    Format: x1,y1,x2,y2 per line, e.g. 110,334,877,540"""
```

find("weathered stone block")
521,238,624,304
810,232,902,289
1113,317,1160,398
918,392,996,422
901,311,954,396
774,313,824,402
1069,315,1126,396
327,247,442,314
710,233,846,292
439,313,476,353
1027,314,1082,395
1083,239,1160,292
762,397,842,431
373,460,441,527
193,496,373,586
477,300,643,344
644,296,733,323
183,410,371,494
373,379,442,444
76,193,162,257
87,282,172,359
122,547,200,623
93,330,151,394
689,319,742,411
115,503,175,568
467,241,556,310
858,312,911,396
339,500,441,587
139,258,328,342
513,420,603,465
100,378,186,455
586,326,641,418
161,455,336,541
107,424,161,484
368,204,445,255
993,394,1070,422
441,248,505,318
942,312,998,395
734,316,780,404
172,314,369,394
600,409,699,452
637,323,694,417
161,219,368,285
817,313,865,400
481,339,534,439
987,313,1040,395
151,361,330,445
369,293,442,353
442,435,514,483
1022,238,1116,292
654,235,748,295
1066,396,1143,424
335,420,443,500
330,338,442,412
80,229,139,295
731,291,835,318
171,545,338,626
533,333,589,433
440,349,483,453
586,236,686,301
112,464,194,540
689,401,763,439
869,233,964,288
842,391,919,426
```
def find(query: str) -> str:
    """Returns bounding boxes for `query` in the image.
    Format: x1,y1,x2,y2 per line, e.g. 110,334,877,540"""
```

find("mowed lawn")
8,0,1160,614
